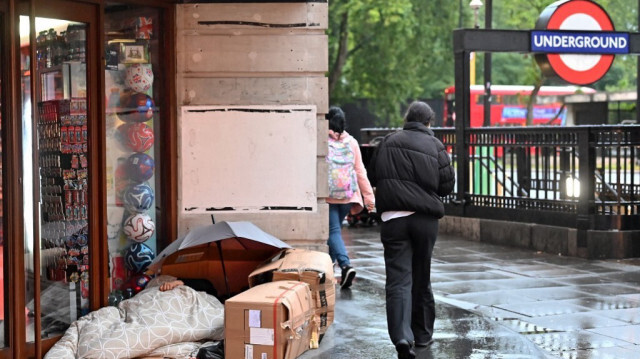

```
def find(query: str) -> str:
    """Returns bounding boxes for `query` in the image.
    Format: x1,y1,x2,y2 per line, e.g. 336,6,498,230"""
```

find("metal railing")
360,125,640,231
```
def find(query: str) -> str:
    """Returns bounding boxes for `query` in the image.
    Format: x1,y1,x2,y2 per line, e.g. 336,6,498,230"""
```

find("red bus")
443,85,596,127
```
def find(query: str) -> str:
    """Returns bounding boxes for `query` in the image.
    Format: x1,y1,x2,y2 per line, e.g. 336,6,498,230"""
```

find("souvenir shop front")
0,0,177,357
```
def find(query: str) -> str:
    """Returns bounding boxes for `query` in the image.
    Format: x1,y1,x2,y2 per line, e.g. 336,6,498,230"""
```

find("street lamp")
469,0,483,28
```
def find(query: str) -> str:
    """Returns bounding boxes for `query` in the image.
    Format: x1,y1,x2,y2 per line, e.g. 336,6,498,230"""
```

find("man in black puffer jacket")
369,101,455,359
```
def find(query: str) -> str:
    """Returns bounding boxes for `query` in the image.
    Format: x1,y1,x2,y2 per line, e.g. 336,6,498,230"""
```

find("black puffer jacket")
369,122,455,218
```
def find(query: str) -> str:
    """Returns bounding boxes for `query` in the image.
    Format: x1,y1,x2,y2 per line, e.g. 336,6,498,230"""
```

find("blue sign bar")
531,31,629,54
502,106,565,120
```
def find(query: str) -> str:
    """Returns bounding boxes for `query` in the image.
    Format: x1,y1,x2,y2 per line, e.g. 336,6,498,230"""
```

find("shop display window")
104,4,161,303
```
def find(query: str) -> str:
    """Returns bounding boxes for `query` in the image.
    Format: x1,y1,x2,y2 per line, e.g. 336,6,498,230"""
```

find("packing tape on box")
270,282,315,358
314,306,334,330
270,284,314,330
277,268,326,284
318,288,327,308
310,331,319,349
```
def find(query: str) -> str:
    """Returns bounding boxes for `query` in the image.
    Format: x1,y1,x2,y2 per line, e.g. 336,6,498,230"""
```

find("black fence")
360,125,640,231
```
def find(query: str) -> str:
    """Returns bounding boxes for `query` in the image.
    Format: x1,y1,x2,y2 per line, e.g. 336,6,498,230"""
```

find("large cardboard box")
225,281,315,359
248,249,335,335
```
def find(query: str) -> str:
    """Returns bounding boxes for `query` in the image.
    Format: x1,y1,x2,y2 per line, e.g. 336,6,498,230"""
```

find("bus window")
476,94,502,105
442,85,596,127
502,95,520,105
535,95,560,104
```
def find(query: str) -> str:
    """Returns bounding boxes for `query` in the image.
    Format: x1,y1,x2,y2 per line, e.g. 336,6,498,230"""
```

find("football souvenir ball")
126,152,155,182
125,64,153,93
123,213,155,242
118,92,155,123
123,183,155,213
126,123,154,152
124,243,155,273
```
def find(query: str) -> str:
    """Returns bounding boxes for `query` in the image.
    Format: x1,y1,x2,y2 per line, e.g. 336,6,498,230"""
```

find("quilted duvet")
44,276,225,359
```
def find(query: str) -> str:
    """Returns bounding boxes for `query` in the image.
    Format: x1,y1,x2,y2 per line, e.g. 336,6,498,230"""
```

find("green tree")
592,0,638,91
328,0,638,127
328,0,460,125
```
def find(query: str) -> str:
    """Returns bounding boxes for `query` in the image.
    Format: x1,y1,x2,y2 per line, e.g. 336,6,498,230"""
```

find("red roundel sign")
535,0,614,85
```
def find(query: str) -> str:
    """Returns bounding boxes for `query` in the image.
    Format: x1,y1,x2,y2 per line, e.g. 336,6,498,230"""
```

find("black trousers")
381,213,438,345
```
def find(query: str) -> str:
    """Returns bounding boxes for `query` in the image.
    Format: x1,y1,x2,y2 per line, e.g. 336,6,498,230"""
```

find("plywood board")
180,105,317,213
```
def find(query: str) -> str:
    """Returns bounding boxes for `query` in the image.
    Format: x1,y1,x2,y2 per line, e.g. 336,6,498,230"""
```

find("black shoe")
415,338,434,347
340,266,356,289
395,339,416,359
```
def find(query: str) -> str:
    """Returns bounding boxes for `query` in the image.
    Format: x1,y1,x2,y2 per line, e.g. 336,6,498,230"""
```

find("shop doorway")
0,1,173,356
20,14,90,341
16,1,99,357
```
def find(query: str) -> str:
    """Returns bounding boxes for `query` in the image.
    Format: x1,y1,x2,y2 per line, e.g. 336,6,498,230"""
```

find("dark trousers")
381,213,438,345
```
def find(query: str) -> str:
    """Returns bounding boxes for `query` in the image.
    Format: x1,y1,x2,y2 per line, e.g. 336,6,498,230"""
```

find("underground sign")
533,0,628,85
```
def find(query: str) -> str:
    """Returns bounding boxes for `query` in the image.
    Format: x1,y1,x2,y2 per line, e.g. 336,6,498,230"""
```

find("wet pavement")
300,225,640,359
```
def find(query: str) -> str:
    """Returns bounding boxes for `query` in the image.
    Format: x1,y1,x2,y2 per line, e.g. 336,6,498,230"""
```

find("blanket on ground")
44,276,224,359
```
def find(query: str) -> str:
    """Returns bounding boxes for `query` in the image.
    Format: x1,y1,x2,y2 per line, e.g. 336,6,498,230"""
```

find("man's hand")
159,280,184,292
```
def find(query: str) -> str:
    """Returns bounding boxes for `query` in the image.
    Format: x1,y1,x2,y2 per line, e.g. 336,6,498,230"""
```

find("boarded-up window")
181,105,317,213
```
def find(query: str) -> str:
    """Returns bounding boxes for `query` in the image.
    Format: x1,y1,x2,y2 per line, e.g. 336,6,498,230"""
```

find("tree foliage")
328,0,461,125
328,0,638,126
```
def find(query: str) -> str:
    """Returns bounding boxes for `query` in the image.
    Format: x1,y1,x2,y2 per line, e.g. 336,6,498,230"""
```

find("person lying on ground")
45,275,224,359
159,278,219,298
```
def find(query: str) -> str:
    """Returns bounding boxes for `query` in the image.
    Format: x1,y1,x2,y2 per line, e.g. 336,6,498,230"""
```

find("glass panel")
21,15,89,340
19,13,36,344
104,4,161,302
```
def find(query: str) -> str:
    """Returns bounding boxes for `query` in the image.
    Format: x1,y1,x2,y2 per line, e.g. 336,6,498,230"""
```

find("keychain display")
38,98,90,290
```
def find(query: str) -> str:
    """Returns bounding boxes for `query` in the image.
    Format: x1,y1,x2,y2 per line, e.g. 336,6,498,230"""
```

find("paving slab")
560,346,640,359
494,301,591,317
527,330,634,352
305,225,640,358
574,283,640,296
587,324,640,345
555,295,640,311
448,290,536,306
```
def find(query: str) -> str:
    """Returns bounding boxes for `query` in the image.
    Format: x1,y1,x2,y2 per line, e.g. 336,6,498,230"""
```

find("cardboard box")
225,281,315,359
248,249,335,335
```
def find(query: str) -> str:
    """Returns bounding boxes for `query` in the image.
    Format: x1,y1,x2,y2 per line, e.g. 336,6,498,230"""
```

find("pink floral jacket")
326,130,376,214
